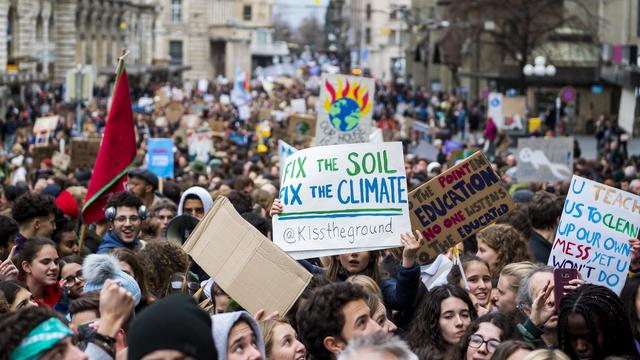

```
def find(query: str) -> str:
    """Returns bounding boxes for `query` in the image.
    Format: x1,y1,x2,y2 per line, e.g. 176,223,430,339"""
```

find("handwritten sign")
314,74,374,146
147,138,174,178
516,137,573,183
288,114,316,138
409,152,514,265
70,138,101,170
273,142,411,259
548,176,639,294
278,140,297,183
187,127,213,163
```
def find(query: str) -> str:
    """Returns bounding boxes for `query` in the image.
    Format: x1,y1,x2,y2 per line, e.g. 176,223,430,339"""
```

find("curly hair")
106,191,144,212
0,306,66,360
476,224,531,279
136,240,189,298
407,284,478,357
326,251,381,284
457,312,516,359
296,282,368,360
11,193,56,225
110,248,156,306
558,284,640,359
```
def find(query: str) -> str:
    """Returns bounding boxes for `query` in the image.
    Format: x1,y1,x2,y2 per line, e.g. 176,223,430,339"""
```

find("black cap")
128,294,217,360
129,168,159,190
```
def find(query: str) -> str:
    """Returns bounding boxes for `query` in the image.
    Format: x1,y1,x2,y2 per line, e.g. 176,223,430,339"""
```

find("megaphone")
166,214,199,244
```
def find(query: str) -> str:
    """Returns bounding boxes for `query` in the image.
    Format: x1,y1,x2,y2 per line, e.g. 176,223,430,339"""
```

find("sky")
273,0,329,28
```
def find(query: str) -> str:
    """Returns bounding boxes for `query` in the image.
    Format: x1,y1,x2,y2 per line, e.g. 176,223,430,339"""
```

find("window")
171,0,182,22
365,28,371,44
389,30,396,45
169,40,183,65
243,5,252,21
366,3,372,20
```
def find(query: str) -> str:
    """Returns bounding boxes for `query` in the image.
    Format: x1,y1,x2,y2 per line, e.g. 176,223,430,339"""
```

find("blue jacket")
97,231,141,254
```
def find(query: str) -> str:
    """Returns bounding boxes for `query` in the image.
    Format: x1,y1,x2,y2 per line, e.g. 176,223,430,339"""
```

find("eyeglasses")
63,271,84,285
114,215,141,224
468,334,501,352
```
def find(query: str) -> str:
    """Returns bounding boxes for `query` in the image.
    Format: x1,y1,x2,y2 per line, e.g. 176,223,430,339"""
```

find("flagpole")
79,48,130,252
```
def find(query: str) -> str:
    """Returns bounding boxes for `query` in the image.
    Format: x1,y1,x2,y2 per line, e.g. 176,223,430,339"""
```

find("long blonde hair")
259,316,290,359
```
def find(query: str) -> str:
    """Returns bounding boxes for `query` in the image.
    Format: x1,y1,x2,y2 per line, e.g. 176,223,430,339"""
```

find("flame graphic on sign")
323,78,372,117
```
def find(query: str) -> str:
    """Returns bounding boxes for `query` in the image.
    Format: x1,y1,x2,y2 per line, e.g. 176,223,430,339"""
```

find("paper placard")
409,152,515,265
291,98,307,114
314,74,374,146
516,137,573,183
52,151,70,171
273,142,411,259
147,138,174,178
288,114,317,138
183,196,312,315
33,116,59,145
278,140,297,183
548,176,639,294
187,128,213,163
70,138,101,170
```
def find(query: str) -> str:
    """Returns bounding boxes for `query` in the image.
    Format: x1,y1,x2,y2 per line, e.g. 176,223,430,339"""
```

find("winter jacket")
97,231,141,254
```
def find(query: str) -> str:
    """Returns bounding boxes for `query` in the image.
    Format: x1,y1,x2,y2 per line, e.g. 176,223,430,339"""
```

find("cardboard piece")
165,103,185,124
409,152,515,265
314,74,374,146
516,137,573,183
52,151,71,171
183,196,312,315
502,96,526,129
70,138,101,170
288,114,317,138
273,142,411,259
548,176,639,294
32,145,56,167
258,109,272,122
209,119,225,133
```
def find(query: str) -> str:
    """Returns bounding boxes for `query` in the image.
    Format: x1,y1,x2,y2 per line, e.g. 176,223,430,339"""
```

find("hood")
97,231,140,254
211,311,266,359
178,186,214,216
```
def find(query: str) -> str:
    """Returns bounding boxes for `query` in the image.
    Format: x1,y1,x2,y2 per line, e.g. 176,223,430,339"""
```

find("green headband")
11,318,73,360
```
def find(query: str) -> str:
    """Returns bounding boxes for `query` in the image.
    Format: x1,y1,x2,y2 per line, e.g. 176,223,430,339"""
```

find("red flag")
81,69,136,224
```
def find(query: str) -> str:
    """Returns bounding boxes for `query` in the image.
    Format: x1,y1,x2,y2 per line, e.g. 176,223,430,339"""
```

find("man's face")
340,299,382,343
154,208,176,233
127,176,150,198
183,198,205,220
112,206,142,244
35,213,56,237
528,272,557,329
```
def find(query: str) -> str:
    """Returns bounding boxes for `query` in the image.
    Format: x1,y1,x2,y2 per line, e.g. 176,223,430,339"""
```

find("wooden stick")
159,177,164,194
78,223,88,252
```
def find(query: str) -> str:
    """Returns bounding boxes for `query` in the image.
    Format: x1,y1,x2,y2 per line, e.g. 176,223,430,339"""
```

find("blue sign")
592,84,603,94
147,138,174,178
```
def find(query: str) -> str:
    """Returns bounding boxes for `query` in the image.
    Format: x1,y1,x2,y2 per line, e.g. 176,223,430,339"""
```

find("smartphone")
554,268,579,310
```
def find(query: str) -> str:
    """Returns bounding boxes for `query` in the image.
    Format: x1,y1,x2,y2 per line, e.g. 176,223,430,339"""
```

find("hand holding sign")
401,230,424,268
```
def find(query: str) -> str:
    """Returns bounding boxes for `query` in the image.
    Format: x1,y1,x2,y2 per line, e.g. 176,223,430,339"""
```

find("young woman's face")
10,288,37,311
476,239,498,272
60,262,84,299
269,323,306,360
566,313,604,360
24,245,59,286
466,322,502,360
227,320,263,360
493,275,517,313
373,302,397,334
439,297,472,346
338,252,370,274
465,261,492,307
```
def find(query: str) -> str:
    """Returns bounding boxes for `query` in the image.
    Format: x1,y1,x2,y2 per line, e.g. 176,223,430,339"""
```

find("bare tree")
440,0,599,92
293,17,325,51
273,14,293,44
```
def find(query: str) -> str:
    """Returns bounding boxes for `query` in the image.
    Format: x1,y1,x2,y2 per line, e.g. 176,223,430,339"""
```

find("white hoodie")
177,186,214,216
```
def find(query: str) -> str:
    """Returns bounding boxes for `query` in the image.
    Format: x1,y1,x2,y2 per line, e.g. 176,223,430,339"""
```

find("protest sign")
412,141,439,161
187,127,213,163
502,96,526,130
52,151,70,171
278,140,297,183
70,138,101,169
165,103,184,124
291,98,307,114
147,138,174,178
32,145,56,167
183,196,312,315
314,74,374,146
548,176,639,294
288,114,317,138
516,137,573,183
273,142,411,259
528,117,542,133
209,119,225,133
488,93,504,128
369,128,384,143
33,116,59,145
182,114,200,129
258,108,272,121
409,151,515,265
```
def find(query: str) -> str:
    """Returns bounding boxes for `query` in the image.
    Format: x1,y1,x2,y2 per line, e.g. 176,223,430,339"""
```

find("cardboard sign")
32,145,56,167
209,119,225,133
409,152,514,265
183,196,312,315
52,151,71,171
70,138,101,170
147,138,174,178
278,140,297,183
187,127,213,163
165,103,184,124
273,142,411,259
314,74,374,146
516,137,573,183
33,116,59,145
258,109,272,121
288,114,317,138
503,96,526,130
291,98,307,114
548,176,639,294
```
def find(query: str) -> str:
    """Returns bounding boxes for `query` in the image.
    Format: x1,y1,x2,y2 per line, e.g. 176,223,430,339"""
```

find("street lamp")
523,56,559,122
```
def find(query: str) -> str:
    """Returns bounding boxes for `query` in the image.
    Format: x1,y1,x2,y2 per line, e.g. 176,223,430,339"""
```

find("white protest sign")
273,142,411,259
291,98,307,114
314,74,374,146
548,176,640,294
369,128,384,143
187,128,213,164
516,137,573,183
278,140,297,183
488,92,504,129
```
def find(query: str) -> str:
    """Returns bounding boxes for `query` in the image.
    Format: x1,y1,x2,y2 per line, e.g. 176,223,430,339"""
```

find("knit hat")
83,254,141,305
128,294,217,360
55,190,79,218
211,311,266,360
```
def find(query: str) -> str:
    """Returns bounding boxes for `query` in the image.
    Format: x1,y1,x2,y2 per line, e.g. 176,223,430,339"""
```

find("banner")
409,152,514,265
147,138,174,178
548,176,639,294
273,142,411,259
278,140,297,183
314,74,374,146
516,137,573,183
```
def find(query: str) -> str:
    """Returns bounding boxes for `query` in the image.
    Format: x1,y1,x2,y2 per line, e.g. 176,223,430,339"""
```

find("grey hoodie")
211,311,266,359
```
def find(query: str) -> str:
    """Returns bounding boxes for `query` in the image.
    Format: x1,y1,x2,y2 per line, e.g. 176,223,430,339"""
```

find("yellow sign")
528,117,542,133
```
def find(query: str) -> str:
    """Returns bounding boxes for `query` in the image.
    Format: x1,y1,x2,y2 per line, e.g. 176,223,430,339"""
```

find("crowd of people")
0,72,639,360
